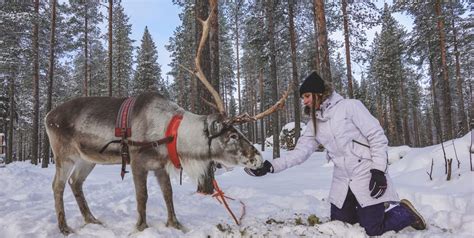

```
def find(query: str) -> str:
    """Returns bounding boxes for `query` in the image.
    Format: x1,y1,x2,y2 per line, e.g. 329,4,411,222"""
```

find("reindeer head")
204,114,262,169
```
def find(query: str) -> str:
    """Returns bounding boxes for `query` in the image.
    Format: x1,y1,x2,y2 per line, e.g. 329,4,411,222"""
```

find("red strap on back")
165,114,183,169
115,98,136,137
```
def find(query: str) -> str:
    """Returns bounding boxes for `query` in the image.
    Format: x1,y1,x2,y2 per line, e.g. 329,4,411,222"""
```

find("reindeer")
45,0,291,235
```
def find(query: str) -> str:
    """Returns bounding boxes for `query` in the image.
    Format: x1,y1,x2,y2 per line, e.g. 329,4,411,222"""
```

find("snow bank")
0,133,472,237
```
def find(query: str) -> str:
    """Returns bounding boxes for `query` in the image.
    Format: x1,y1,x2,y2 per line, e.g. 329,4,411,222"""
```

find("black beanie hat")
299,71,325,96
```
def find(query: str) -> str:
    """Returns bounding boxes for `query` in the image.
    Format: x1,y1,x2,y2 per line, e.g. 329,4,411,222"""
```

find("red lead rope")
211,179,246,226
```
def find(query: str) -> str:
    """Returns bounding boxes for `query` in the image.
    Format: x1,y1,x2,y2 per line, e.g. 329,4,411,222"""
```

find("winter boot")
400,199,426,230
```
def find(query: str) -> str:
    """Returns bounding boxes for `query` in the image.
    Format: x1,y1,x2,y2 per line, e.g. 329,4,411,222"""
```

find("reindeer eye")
211,121,222,135
229,133,239,140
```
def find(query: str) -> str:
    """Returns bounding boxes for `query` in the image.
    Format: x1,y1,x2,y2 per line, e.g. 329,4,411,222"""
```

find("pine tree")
89,40,108,96
107,0,113,96
288,0,301,142
31,0,40,165
1,1,33,163
218,3,236,114
340,0,380,98
66,0,103,96
265,0,280,158
227,0,245,115
446,2,468,135
112,2,134,97
434,0,454,140
133,26,164,95
331,53,347,97
41,0,57,168
166,1,196,110
369,5,406,145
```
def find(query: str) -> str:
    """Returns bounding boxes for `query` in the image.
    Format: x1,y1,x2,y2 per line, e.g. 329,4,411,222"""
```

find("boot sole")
400,199,426,230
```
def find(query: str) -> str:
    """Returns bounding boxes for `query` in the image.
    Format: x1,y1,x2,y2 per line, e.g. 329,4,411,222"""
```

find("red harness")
115,97,135,137
165,114,183,169
101,97,183,179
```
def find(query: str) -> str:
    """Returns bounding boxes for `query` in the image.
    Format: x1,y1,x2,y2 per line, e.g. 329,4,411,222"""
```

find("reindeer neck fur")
168,112,220,184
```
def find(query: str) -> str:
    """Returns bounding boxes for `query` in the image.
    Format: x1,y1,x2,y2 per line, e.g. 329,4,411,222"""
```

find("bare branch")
426,158,433,181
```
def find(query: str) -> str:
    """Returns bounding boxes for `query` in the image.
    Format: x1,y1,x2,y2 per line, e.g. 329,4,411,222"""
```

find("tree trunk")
429,55,442,144
191,71,196,112
376,82,384,128
425,107,433,146
19,130,23,161
235,2,242,115
341,0,353,98
177,71,183,106
250,81,255,143
108,0,113,96
259,70,265,151
42,0,57,168
450,7,467,136
314,0,332,81
389,96,403,145
288,0,301,142
7,75,14,164
31,0,40,165
412,107,420,147
434,0,453,140
209,0,219,100
311,0,321,72
84,3,89,96
400,73,410,146
266,0,280,159
195,0,215,195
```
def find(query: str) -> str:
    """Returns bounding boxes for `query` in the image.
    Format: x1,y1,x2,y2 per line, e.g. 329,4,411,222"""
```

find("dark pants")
331,189,415,236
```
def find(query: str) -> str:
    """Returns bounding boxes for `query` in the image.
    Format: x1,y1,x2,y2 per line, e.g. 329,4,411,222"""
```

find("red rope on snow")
211,179,246,225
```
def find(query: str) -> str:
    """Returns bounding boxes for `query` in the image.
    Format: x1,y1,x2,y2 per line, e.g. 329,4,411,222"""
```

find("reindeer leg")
68,160,101,225
154,169,183,230
52,158,74,235
131,162,149,231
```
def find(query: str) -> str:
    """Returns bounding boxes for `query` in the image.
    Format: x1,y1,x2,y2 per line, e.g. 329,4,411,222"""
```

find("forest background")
0,0,472,168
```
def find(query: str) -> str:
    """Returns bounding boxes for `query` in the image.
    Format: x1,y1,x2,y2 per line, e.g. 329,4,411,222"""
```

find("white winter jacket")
272,92,399,208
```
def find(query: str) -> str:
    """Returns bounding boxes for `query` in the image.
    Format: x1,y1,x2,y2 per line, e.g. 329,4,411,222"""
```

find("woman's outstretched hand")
244,160,274,177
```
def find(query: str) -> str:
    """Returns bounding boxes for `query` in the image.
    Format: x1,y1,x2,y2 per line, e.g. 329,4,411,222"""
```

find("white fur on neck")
164,157,210,185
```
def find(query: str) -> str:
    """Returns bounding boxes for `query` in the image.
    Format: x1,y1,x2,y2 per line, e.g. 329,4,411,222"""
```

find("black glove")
244,160,274,177
369,169,387,199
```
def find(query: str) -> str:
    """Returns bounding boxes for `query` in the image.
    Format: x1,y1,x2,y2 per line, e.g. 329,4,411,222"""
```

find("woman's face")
302,93,323,109
302,93,313,107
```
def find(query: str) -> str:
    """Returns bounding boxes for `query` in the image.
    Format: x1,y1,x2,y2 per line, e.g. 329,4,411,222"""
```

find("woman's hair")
303,79,333,136
311,93,318,135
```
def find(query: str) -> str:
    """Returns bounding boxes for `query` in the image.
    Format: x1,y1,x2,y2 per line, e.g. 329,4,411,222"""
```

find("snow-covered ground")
0,133,473,237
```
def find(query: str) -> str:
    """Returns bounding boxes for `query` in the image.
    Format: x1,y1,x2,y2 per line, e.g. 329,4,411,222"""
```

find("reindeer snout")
245,154,263,169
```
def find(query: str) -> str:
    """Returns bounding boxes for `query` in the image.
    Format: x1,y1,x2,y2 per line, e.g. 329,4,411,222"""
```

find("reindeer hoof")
136,222,149,231
166,220,184,230
59,225,74,235
85,217,103,225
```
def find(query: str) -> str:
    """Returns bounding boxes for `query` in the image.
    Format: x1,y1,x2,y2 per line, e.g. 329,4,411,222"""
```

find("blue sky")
120,0,181,79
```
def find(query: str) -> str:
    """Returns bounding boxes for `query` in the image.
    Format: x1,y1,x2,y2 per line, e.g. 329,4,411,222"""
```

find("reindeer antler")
183,0,225,115
224,83,293,125
181,0,292,123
